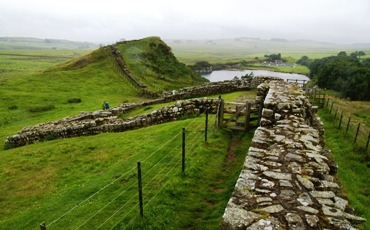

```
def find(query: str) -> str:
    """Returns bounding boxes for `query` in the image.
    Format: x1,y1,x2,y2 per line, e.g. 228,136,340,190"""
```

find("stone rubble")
221,81,366,229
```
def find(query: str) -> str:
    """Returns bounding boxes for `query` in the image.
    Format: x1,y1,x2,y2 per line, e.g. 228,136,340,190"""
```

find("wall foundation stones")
221,81,366,229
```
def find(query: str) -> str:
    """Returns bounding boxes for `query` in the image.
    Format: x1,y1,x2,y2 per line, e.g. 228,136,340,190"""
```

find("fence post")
40,222,46,230
334,107,338,120
330,102,334,113
205,109,208,142
366,131,370,150
182,128,185,174
137,162,143,217
354,123,361,144
338,111,343,129
326,98,330,108
323,88,326,106
245,102,251,131
345,117,351,136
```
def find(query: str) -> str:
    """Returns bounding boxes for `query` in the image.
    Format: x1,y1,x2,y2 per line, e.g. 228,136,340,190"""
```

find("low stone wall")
221,81,366,229
4,98,219,148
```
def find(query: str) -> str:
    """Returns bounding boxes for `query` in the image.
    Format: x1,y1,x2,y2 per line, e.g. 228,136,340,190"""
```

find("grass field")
1,37,370,229
318,108,370,230
0,90,254,229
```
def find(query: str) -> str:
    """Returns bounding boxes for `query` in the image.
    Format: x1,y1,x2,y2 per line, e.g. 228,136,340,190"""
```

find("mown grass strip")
318,109,370,230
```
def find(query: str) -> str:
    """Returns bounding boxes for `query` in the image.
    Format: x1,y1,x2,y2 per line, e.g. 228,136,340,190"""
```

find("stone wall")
2,77,281,149
4,98,219,149
221,81,366,229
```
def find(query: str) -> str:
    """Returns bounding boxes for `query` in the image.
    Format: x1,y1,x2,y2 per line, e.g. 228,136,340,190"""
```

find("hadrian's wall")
4,76,281,149
221,81,366,229
4,98,218,149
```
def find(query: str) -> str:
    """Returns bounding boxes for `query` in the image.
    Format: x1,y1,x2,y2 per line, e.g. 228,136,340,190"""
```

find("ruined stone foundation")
221,81,366,229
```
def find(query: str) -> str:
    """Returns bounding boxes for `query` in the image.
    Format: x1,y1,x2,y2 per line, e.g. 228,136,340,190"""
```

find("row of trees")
298,51,370,100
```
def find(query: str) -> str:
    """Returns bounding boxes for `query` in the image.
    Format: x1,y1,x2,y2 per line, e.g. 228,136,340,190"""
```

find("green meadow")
0,37,370,229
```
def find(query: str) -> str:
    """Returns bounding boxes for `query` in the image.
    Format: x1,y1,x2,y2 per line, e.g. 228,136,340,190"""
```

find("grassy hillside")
2,36,370,229
0,37,208,150
0,90,254,229
117,37,208,93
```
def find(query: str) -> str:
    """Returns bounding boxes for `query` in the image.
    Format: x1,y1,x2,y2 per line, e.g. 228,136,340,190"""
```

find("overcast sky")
1,0,369,44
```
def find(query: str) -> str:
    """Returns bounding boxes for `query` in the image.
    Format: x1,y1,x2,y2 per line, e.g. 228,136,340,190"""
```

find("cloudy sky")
1,0,369,44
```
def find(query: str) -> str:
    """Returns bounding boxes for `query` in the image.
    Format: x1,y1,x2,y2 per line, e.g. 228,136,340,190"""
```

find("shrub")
3,142,14,150
143,106,152,111
8,105,18,110
28,105,55,113
67,98,82,103
45,133,57,141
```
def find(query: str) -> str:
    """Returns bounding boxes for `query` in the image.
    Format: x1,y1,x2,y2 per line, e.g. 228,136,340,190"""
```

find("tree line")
297,51,370,100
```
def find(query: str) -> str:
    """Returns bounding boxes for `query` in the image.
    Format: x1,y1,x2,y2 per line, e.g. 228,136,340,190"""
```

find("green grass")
0,112,254,229
0,50,92,78
318,109,370,230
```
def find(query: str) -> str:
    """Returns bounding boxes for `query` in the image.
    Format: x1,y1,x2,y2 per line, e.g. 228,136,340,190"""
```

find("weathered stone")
310,191,336,199
247,217,282,230
260,179,275,189
296,206,319,214
305,214,319,227
334,196,348,211
256,197,272,203
262,108,274,118
322,205,344,218
285,213,305,230
285,153,304,162
287,161,302,174
263,171,292,180
297,175,314,190
221,80,366,229
316,198,335,206
343,212,367,224
297,192,313,206
261,205,284,214
328,217,354,229
279,180,293,187
222,206,262,229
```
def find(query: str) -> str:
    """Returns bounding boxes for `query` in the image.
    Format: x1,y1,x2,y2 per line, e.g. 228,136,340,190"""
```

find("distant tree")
363,58,370,67
337,51,347,57
309,55,370,100
358,51,366,60
349,52,358,60
264,53,283,62
296,56,313,67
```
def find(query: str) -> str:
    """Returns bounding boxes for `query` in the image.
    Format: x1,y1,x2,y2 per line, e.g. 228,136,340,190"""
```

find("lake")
202,70,309,82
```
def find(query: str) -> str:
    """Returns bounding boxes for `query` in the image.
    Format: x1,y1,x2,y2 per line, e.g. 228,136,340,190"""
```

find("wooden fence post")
205,109,208,142
330,102,334,113
245,102,251,131
182,128,185,174
345,117,351,136
366,131,370,150
354,123,361,144
40,222,46,230
334,107,338,120
326,98,330,108
137,162,143,217
338,111,343,129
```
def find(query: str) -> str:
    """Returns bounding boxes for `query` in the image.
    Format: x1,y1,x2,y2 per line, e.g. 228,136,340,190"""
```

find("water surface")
202,70,309,82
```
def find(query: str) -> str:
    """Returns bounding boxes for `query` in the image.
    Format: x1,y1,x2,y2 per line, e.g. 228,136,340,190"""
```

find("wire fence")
306,88,370,153
322,98,370,152
40,108,219,230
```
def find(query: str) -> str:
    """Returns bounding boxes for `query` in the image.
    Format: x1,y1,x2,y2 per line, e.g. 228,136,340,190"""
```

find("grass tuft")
28,105,55,113
67,98,82,103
